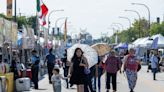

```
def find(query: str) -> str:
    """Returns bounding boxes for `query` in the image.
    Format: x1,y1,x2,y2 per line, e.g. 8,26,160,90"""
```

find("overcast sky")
0,0,164,38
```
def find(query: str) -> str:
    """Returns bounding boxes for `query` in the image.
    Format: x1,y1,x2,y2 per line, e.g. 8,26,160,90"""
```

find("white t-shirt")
51,74,61,86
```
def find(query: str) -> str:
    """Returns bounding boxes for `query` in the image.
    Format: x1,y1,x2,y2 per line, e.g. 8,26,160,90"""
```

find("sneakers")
130,89,134,92
49,81,52,84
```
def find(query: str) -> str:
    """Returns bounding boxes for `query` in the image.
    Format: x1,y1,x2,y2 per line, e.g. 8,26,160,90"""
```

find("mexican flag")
36,0,48,26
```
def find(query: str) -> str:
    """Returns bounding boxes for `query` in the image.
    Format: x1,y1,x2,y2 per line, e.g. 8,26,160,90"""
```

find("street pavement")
27,66,164,92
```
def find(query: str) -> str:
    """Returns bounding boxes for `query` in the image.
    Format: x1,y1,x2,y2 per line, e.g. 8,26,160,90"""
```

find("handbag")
137,64,141,72
80,58,91,75
84,67,91,75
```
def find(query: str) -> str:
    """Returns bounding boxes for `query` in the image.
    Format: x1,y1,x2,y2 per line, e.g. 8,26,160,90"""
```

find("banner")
43,27,48,46
4,19,12,42
11,22,18,47
0,18,4,46
21,27,35,49
27,27,35,48
7,0,13,18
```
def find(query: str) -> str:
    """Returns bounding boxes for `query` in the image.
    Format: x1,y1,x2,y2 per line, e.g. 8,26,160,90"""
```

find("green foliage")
109,18,162,43
150,22,164,36
26,16,37,34
17,16,27,29
0,13,37,34
0,13,13,21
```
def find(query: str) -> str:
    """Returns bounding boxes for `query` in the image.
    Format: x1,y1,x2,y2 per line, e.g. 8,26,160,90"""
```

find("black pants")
106,73,117,91
84,74,96,92
47,64,54,83
152,68,157,80
64,68,69,88
32,66,39,89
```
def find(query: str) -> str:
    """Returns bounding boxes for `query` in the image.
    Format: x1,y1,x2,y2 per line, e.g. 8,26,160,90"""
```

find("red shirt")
126,55,138,72
105,56,121,73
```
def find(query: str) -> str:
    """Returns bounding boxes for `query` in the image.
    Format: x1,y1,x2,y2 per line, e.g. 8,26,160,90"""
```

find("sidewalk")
27,66,164,92
27,68,78,92
30,74,78,92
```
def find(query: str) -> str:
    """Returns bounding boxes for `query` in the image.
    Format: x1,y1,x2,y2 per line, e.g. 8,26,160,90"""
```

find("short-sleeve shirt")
150,55,158,68
51,74,61,86
46,53,56,65
31,55,39,67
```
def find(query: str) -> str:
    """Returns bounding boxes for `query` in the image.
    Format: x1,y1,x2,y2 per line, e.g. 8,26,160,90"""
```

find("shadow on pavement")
36,88,47,90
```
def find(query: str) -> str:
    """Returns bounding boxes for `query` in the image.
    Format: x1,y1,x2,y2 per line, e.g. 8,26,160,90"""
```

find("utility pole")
19,8,21,17
163,14,164,22
14,0,17,22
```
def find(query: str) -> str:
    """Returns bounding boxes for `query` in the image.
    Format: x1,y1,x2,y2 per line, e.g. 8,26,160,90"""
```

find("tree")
109,18,150,43
17,16,27,29
26,16,37,35
150,22,164,36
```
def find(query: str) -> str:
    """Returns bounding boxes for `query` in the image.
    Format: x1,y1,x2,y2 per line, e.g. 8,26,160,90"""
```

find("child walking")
51,68,67,92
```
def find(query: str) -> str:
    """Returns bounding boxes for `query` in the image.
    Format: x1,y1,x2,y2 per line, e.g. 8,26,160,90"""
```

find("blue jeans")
94,67,103,92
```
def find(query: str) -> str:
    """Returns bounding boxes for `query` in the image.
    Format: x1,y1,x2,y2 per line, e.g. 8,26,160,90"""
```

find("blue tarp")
115,43,128,49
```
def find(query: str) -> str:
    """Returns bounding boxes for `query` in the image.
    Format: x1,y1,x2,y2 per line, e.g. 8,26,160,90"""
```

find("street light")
108,27,119,44
48,9,64,35
110,24,120,32
119,16,131,28
132,3,151,36
125,9,141,37
55,17,67,33
112,23,124,30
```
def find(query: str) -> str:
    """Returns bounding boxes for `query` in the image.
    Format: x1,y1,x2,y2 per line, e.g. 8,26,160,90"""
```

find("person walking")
31,50,40,89
94,56,105,92
84,65,96,92
150,51,158,80
105,50,121,92
62,49,70,88
123,48,140,92
69,48,89,92
45,48,56,84
51,68,68,92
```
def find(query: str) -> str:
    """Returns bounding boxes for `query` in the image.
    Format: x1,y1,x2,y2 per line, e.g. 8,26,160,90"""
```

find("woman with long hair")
69,48,89,92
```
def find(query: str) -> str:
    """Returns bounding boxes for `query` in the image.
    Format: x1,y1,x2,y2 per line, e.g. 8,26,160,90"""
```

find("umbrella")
91,43,111,56
67,44,98,68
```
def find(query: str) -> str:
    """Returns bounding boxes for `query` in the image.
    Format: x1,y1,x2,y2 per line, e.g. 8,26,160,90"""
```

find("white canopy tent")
132,34,164,48
132,37,151,48
151,34,164,48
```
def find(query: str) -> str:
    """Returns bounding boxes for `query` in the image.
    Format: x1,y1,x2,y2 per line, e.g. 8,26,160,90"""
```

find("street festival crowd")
0,44,164,92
